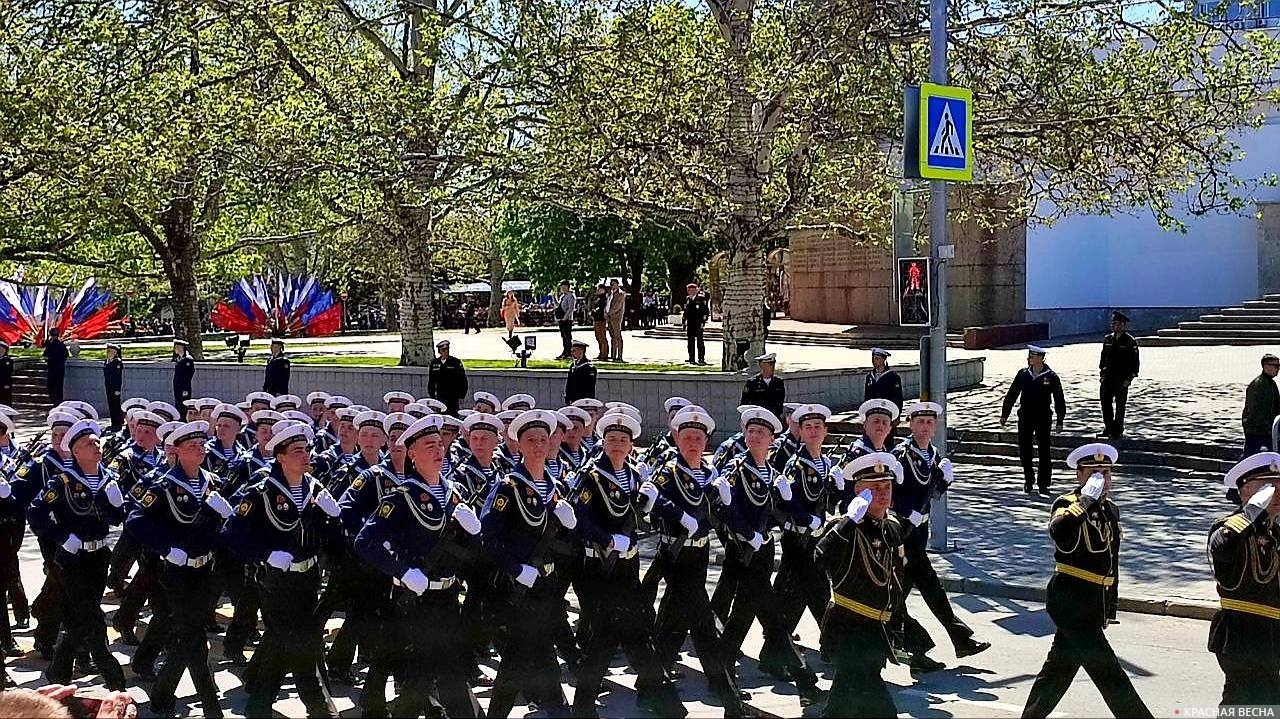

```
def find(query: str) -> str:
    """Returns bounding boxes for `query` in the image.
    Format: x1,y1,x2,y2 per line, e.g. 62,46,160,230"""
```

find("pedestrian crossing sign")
915,83,973,182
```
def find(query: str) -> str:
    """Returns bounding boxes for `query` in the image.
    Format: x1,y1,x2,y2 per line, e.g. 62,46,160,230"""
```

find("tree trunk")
720,241,767,369
666,256,699,310
398,220,436,365
487,250,505,327
160,238,205,360
624,243,643,330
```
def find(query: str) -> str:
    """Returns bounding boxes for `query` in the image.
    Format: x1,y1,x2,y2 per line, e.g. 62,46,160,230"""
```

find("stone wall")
1260,201,1280,294
61,358,985,439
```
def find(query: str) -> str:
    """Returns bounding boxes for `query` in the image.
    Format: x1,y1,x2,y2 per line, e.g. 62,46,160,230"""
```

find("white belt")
268,556,318,573
659,534,709,548
395,576,458,591
186,552,214,569
782,522,816,535
81,539,110,553
584,545,639,560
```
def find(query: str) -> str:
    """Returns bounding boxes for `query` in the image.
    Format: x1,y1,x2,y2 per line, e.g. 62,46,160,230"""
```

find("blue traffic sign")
912,83,973,182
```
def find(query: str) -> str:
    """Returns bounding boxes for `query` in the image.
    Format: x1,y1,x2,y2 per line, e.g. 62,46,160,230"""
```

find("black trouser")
558,320,574,356
653,543,739,699
47,370,65,405
573,556,673,716
317,553,366,671
639,550,666,608
1100,379,1128,437
352,582,396,718
0,520,27,640
1217,651,1280,708
150,563,220,710
31,539,64,650
114,547,158,635
772,531,828,637
720,540,812,683
108,532,142,592
106,391,124,432
244,566,336,718
1017,413,1053,491
824,616,895,719
710,536,742,623
897,522,974,654
487,581,568,719
460,566,497,671
133,569,169,676
224,564,260,653
686,325,705,363
388,586,480,718
1022,623,1152,718
47,548,125,690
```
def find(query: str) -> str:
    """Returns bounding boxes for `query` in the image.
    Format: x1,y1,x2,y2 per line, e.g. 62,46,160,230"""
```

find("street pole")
927,0,950,551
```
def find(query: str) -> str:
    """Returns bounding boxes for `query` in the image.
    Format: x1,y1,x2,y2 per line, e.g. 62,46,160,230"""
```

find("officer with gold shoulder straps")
1022,443,1152,718
1208,452,1280,707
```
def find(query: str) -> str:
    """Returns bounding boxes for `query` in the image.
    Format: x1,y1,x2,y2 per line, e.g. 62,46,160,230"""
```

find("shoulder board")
1220,514,1251,535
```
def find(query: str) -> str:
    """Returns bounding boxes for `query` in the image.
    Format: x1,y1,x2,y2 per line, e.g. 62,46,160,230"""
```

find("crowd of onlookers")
436,285,674,335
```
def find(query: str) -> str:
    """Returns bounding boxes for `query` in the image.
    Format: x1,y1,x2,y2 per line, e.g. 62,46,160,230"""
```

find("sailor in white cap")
205,403,247,478
306,392,331,425
865,348,904,410
571,397,605,452
420,397,448,415
473,391,501,415
1207,452,1280,706
103,342,124,431
192,397,220,423
494,410,523,472
639,397,692,469
556,406,592,473
837,399,900,507
717,406,824,702
263,337,290,397
890,401,989,670
59,400,99,421
270,393,302,412
102,407,166,624
314,395,352,453
815,451,904,717
27,417,128,690
350,413,481,718
741,352,785,420
451,412,503,502
479,408,578,719
428,338,469,416
438,414,464,476
172,338,195,414
711,406,759,470
565,410,687,716
221,419,340,718
124,419,229,715
1001,344,1067,496
311,405,361,489
646,406,749,712
148,400,181,424
765,402,804,472
383,391,415,413
564,338,596,406
229,410,286,495
1023,442,1151,719
502,393,536,413
769,403,838,650
338,412,415,537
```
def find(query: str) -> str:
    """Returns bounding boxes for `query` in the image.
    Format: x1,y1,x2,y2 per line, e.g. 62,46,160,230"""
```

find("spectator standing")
591,285,608,360
740,352,785,419
43,329,69,405
0,341,12,406
172,339,195,412
604,279,626,362
1098,311,1140,438
642,290,657,328
864,348,904,410
428,339,468,415
103,343,124,432
555,281,577,359
263,338,291,395
459,301,474,334
1242,352,1280,455
1000,345,1067,496
564,340,597,404
500,290,520,338
683,283,710,366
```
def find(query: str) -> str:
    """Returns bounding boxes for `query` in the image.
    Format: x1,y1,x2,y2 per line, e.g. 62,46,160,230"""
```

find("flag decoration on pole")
0,279,119,346
209,273,342,338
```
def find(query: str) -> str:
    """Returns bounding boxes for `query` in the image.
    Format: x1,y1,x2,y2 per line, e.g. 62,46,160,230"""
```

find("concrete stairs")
7,360,53,415
641,324,964,350
1142,294,1280,346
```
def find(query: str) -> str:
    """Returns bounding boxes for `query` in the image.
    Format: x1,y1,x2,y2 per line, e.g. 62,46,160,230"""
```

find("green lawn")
290,354,721,372
7,346,173,361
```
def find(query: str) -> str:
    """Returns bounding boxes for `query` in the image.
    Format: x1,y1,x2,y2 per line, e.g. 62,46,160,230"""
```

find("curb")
940,575,1218,621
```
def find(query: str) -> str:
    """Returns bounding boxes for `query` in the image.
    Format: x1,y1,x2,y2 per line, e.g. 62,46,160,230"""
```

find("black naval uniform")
0,350,12,406
1099,332,1139,438
815,507,904,718
354,465,481,718
221,464,339,718
570,454,685,718
173,352,196,413
683,291,710,365
740,373,785,420
43,337,68,405
864,368,903,410
428,354,469,415
125,463,227,714
27,458,128,689
1001,365,1067,493
263,351,291,395
103,355,124,431
1022,488,1151,718
18,452,70,655
106,443,163,638
564,356,597,404
770,446,835,644
1207,507,1280,707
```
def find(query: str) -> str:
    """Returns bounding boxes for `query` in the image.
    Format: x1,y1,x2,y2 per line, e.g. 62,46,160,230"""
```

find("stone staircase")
7,360,53,415
1142,293,1280,346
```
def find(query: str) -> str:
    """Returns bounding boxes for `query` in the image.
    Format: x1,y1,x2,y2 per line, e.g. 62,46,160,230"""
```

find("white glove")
103,481,124,508
711,475,732,505
61,533,82,554
315,489,341,517
747,532,764,551
678,512,698,535
846,489,872,523
206,491,233,518
401,568,429,595
0,479,11,500
165,547,188,566
1081,473,1105,502
1244,484,1276,522
909,510,926,527
638,482,659,513
775,477,793,501
808,514,823,531
453,503,481,535
552,500,577,530
831,466,846,491
266,550,293,570
610,534,632,555
515,563,538,588
940,458,955,485
637,462,653,482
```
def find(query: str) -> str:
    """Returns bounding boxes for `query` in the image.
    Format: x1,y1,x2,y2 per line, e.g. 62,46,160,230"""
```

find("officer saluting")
864,348,903,410
172,339,195,413
1022,443,1151,718
1098,311,1139,439
263,338,290,396
125,420,234,718
1001,345,1067,496
1208,452,1280,707
740,353,786,419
